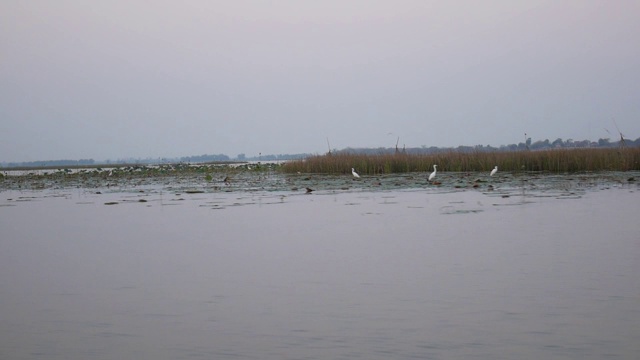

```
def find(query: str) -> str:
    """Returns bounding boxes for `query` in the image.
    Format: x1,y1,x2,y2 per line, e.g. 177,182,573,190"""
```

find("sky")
1,0,639,162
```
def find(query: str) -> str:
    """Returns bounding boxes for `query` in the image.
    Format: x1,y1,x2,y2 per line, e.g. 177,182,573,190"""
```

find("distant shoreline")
1,161,248,171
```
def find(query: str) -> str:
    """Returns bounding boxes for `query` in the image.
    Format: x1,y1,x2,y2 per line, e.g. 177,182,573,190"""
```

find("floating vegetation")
1,156,639,196
440,207,484,215
0,162,281,192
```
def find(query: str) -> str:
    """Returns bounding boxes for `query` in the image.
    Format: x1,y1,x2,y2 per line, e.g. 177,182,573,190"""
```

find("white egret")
490,166,498,176
352,168,360,178
428,165,437,181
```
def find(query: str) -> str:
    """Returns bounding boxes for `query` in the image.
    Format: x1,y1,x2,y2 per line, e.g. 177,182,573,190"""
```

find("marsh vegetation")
281,147,640,175
2,148,640,194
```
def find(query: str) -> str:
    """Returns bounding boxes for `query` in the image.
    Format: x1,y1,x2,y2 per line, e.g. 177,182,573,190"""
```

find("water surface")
1,177,638,360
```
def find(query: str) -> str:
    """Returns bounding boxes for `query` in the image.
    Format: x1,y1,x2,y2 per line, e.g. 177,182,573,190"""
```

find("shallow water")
1,176,639,360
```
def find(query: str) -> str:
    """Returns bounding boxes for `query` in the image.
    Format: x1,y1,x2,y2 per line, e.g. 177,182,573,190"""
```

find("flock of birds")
306,166,498,193
351,165,498,182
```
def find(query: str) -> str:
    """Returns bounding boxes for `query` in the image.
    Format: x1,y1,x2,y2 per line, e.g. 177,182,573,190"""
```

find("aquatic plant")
281,148,640,174
0,161,283,192
2,148,639,192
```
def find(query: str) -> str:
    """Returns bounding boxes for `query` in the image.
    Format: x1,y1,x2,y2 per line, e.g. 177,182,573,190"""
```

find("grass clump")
281,147,640,175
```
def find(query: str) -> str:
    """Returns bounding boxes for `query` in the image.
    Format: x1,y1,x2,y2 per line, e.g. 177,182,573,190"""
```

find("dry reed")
281,148,640,175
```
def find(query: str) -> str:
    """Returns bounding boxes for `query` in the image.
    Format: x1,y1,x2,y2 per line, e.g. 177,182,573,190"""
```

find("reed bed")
281,147,640,175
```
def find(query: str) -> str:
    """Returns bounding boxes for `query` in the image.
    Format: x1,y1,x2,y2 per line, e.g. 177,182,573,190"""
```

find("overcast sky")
1,1,639,162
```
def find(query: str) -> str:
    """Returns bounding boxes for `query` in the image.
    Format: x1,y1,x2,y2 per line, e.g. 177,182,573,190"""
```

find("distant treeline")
336,137,639,156
1,137,637,169
0,158,97,169
180,152,312,162
179,154,231,162
0,153,314,169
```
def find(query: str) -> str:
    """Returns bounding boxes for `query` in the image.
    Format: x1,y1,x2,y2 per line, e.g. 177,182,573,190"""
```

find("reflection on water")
1,181,639,360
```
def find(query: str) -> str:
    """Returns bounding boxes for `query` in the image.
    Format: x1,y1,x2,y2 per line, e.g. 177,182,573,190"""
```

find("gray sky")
1,0,639,162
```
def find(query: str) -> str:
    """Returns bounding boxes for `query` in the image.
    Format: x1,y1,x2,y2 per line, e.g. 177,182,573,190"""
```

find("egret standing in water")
490,166,498,177
428,165,437,181
352,168,360,178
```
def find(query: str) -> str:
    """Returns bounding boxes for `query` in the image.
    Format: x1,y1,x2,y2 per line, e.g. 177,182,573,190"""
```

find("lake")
1,173,639,360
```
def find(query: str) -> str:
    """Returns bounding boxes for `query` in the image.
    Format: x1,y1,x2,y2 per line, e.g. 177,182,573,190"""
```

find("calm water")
1,183,639,359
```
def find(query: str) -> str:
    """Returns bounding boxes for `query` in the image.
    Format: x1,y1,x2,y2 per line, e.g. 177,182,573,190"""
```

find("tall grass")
281,148,640,174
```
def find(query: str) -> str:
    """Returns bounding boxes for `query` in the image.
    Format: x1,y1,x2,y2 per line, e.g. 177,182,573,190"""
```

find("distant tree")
180,154,230,162
530,139,550,150
574,139,591,148
502,143,518,151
